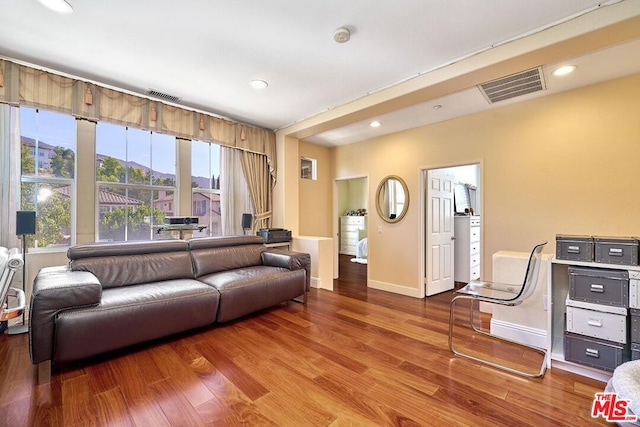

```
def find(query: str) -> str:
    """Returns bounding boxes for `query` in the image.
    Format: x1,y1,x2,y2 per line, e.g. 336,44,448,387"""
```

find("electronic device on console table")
164,216,199,225
257,228,292,243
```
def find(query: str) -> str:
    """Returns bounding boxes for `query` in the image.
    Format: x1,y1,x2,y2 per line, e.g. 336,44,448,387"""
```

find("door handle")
451,236,455,240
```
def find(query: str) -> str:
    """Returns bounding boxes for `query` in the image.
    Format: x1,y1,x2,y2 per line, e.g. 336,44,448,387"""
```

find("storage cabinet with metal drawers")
564,266,631,372
339,216,366,256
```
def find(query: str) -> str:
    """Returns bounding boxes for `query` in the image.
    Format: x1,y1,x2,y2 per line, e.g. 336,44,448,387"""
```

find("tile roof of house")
57,186,143,205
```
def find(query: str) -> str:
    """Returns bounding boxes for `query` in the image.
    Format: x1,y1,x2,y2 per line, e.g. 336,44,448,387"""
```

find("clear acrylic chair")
448,241,548,378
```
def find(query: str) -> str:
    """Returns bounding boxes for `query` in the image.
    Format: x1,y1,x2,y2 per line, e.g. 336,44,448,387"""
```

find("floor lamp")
9,210,35,335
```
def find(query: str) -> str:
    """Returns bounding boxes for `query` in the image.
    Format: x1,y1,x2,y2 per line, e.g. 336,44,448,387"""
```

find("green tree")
96,156,125,182
50,147,75,178
100,204,166,241
37,190,71,246
21,143,35,175
20,145,71,247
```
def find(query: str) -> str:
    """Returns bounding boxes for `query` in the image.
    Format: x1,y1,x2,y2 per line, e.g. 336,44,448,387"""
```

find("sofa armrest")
29,266,102,364
261,250,311,291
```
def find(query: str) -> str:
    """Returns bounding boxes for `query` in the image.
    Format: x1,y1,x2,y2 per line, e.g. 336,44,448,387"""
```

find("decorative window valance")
0,58,276,184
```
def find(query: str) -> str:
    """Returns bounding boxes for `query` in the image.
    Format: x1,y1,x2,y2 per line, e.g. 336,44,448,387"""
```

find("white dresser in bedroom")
340,216,367,255
454,215,481,283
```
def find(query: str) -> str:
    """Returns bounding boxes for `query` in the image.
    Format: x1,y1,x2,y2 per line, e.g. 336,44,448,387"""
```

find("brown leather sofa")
29,235,310,383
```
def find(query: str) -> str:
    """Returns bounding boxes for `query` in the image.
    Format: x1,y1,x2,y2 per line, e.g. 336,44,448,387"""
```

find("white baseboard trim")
551,359,612,382
368,280,423,298
490,318,548,349
311,276,333,291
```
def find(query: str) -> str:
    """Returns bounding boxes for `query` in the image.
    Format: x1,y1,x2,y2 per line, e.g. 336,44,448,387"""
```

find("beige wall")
298,140,332,237
337,177,367,217
316,73,640,296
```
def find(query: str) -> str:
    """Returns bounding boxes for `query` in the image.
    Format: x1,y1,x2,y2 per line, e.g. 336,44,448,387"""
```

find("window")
95,123,176,242
191,140,221,237
301,156,317,180
19,107,76,249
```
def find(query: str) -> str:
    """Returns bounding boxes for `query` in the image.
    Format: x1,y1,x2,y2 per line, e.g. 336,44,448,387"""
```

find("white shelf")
553,257,640,271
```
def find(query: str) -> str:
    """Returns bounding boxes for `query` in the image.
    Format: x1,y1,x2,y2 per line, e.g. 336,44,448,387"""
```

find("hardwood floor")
0,255,607,426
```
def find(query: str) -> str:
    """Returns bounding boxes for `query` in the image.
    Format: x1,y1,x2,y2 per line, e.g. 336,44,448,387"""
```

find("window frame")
19,107,77,251
95,124,178,242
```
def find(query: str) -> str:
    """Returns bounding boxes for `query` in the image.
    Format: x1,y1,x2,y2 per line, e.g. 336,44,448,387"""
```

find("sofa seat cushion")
53,279,219,363
198,266,306,322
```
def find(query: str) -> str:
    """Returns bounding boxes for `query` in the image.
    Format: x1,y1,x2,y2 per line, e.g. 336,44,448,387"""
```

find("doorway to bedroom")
335,176,368,285
422,163,481,297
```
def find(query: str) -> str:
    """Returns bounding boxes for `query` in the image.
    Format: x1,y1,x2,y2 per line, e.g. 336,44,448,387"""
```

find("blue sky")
20,106,220,177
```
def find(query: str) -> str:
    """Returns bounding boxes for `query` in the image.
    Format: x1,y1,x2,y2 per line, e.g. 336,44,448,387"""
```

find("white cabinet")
454,215,481,282
340,216,366,255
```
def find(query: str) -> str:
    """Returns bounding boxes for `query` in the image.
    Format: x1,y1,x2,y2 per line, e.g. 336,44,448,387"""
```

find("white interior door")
425,170,455,296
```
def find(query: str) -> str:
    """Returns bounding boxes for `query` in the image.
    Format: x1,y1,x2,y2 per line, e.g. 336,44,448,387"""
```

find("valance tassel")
240,129,246,141
84,87,93,105
0,67,4,88
150,105,157,123
199,116,205,131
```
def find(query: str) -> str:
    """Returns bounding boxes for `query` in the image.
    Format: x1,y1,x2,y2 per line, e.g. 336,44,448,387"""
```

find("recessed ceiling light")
433,104,442,110
369,120,381,128
37,0,73,14
250,79,268,89
552,65,577,77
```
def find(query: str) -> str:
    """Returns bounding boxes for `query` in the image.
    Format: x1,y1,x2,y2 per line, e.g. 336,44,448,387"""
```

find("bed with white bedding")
351,237,368,264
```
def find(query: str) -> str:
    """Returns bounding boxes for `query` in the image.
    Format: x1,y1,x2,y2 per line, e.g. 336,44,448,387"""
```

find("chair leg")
449,295,547,379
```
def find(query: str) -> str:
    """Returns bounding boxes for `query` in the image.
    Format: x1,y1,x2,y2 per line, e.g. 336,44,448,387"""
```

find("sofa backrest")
68,240,193,289
189,236,265,278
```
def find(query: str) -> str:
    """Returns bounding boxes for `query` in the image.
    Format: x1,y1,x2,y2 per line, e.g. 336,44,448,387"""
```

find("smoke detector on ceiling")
333,28,351,43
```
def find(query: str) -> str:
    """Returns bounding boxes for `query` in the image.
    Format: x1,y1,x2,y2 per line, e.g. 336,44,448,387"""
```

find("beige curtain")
198,114,236,147
18,65,73,114
161,104,195,140
0,60,19,104
220,147,252,236
98,87,148,129
2,59,276,156
0,104,21,249
240,151,272,232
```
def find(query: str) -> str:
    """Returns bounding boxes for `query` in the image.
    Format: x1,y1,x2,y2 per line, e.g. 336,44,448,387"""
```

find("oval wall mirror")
375,175,409,223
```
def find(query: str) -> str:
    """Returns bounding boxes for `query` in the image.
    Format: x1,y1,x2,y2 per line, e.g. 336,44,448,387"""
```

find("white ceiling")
1,0,639,146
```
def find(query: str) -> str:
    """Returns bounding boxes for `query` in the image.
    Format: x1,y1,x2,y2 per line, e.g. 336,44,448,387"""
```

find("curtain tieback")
253,211,272,221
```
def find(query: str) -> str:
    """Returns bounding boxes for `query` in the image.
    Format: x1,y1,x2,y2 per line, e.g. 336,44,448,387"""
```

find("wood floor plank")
195,367,276,426
105,354,172,427
93,387,135,426
194,339,270,401
149,378,207,426
0,254,610,426
60,374,97,426
148,344,215,408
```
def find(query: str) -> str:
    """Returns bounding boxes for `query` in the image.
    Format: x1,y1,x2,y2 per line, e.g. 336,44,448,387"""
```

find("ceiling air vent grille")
478,67,546,104
145,89,181,103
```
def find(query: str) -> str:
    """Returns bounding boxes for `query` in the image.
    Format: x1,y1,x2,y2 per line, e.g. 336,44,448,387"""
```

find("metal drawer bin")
632,308,640,343
594,236,639,266
556,234,594,262
564,332,628,372
568,266,629,307
566,306,628,344
633,343,640,361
